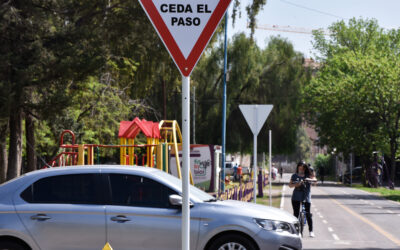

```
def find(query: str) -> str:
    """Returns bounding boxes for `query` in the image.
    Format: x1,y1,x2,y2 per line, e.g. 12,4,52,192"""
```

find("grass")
256,184,283,208
351,184,400,202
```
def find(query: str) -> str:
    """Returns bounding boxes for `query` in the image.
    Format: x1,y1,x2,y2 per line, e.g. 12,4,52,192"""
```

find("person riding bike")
289,161,317,237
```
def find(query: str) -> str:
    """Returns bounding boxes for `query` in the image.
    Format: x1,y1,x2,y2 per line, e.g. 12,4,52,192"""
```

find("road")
279,174,400,250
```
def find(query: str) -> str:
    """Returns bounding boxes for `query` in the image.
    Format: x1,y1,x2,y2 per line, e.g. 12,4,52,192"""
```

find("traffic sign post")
138,1,231,249
239,105,273,203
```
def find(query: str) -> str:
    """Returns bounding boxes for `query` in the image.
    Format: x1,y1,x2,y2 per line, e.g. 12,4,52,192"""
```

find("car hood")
205,200,297,223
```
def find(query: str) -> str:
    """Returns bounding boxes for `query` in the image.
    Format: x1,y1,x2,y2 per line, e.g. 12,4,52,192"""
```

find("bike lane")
281,181,400,249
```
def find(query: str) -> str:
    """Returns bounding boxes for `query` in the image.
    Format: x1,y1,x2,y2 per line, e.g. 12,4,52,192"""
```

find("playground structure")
47,117,194,184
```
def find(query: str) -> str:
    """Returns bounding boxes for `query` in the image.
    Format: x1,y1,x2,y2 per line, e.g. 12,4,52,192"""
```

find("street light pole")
221,12,228,192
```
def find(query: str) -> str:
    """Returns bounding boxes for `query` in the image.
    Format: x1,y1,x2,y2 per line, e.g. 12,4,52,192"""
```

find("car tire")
207,234,257,250
0,241,28,250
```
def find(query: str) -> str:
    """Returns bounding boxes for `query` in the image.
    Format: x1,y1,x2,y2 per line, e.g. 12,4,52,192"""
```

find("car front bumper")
254,229,302,250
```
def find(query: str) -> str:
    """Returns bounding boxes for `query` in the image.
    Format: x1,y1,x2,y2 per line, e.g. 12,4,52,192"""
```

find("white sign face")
153,1,218,59
138,0,231,76
239,105,273,135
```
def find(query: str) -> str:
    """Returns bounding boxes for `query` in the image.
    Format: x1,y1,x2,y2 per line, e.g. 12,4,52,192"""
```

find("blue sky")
228,0,400,58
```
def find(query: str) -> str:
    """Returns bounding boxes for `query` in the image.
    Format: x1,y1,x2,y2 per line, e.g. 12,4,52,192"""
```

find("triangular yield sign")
139,0,232,76
239,105,273,135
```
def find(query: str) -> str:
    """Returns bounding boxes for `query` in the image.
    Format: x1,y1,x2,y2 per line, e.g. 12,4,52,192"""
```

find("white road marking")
332,234,340,240
328,227,333,232
377,206,382,209
280,185,286,210
386,210,394,214
322,220,328,224
319,215,323,219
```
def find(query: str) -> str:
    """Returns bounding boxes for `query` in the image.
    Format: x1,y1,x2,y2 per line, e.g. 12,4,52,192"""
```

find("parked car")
0,166,301,250
341,166,363,184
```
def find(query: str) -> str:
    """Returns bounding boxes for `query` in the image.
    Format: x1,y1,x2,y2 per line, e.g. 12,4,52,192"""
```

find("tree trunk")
0,123,8,183
7,110,23,181
390,142,396,185
26,113,37,173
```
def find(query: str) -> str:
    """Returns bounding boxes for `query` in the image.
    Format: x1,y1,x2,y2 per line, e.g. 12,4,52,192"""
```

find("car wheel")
208,234,257,250
0,241,28,250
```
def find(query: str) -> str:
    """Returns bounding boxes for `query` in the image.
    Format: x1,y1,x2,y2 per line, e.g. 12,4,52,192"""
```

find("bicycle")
295,178,317,237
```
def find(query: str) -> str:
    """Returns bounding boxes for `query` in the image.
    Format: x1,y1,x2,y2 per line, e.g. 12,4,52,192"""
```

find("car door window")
109,174,176,208
20,174,102,204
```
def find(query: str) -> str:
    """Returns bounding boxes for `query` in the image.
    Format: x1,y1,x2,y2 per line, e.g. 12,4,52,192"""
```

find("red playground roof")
118,117,160,139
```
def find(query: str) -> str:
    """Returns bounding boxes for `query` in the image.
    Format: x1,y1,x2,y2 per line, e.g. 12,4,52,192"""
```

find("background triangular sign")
239,105,273,135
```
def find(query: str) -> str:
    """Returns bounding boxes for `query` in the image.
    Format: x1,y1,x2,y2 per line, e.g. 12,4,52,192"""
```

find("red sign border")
139,0,231,77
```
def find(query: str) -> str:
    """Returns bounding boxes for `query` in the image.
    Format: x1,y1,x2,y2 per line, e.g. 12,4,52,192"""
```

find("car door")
14,173,106,250
105,173,200,250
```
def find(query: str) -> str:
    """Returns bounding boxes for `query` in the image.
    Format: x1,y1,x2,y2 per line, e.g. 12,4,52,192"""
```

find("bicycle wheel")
298,212,305,237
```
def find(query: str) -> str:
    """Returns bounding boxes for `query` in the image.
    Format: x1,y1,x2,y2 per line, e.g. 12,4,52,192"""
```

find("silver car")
0,166,301,250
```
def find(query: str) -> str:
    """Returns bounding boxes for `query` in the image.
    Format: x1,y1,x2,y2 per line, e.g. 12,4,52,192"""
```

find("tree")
0,0,111,179
304,18,400,184
192,34,310,155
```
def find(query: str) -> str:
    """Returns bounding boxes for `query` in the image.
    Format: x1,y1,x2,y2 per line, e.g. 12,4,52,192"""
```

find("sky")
227,0,400,58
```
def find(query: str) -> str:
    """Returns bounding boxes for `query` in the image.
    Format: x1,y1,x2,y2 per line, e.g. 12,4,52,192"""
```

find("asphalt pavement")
279,173,400,250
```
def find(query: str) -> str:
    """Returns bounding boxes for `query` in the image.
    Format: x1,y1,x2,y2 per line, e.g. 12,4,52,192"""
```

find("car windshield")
152,170,215,202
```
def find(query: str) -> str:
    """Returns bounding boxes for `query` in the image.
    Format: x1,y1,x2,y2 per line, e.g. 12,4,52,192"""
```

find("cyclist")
289,161,317,237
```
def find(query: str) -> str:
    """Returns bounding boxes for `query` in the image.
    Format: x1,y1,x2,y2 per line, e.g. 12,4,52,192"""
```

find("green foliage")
314,154,333,176
192,34,310,155
305,18,400,182
293,127,312,162
36,77,143,161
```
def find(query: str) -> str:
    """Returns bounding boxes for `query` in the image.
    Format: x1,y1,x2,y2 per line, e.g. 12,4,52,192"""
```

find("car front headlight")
254,219,295,234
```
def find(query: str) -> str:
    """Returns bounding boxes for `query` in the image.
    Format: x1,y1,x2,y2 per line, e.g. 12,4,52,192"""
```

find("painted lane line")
332,234,340,241
328,227,333,232
321,191,400,247
377,206,382,209
386,210,394,214
319,215,323,219
280,185,286,210
322,220,328,224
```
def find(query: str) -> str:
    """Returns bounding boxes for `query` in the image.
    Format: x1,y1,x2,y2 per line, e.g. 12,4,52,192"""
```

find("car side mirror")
169,194,194,207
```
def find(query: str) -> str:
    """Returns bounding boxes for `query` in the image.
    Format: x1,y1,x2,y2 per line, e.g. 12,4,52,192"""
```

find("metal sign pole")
253,133,257,203
221,12,228,193
269,130,272,206
253,106,258,203
182,75,190,250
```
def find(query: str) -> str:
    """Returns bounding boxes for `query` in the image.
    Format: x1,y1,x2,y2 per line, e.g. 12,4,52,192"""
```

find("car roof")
1,165,169,191
25,165,159,176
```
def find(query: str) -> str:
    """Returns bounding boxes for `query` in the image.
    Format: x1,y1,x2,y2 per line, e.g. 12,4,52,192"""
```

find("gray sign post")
239,105,273,203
